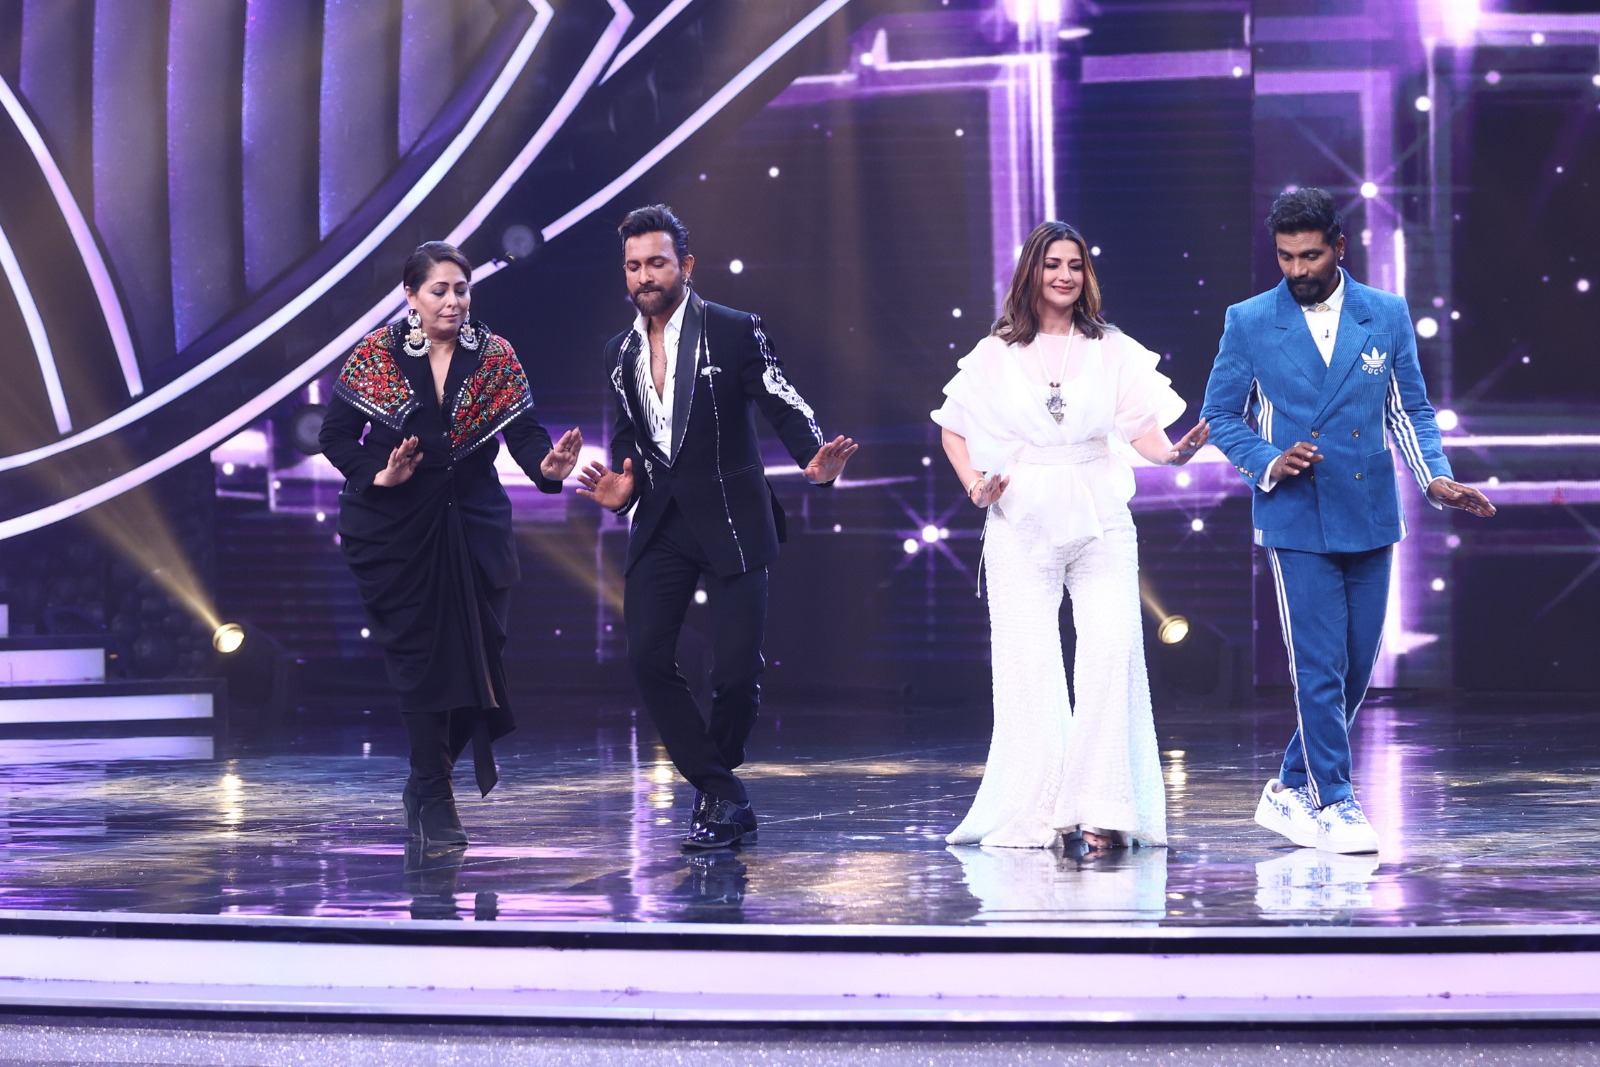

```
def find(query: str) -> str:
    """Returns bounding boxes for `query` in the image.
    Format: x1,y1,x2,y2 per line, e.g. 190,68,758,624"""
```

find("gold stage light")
1157,615,1191,646
212,623,246,655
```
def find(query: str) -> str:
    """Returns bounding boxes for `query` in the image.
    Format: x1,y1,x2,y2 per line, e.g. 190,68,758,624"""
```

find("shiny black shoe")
683,797,758,851
415,793,469,851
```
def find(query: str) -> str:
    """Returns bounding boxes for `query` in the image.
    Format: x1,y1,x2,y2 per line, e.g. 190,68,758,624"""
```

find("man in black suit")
578,204,857,850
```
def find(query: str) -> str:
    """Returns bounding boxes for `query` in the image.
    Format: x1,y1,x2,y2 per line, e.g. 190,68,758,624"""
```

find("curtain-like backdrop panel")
318,0,400,240
167,0,248,352
243,0,323,294
93,0,172,361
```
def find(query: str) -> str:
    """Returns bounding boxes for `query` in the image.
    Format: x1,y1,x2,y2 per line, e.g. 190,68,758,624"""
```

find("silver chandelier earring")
402,308,430,358
458,318,479,351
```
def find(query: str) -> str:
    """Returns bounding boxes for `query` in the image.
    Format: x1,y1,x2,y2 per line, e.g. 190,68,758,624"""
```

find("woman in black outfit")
319,242,581,850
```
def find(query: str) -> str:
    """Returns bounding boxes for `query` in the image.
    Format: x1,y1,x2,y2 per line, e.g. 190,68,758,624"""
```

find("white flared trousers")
947,511,1167,848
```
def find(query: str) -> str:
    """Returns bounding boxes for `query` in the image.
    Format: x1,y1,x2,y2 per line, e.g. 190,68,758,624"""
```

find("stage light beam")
1158,616,1191,646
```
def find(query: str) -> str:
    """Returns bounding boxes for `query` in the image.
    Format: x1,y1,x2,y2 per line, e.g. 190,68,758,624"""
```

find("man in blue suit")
1200,188,1494,854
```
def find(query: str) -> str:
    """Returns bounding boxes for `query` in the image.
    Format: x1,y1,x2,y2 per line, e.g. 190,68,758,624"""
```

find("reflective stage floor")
2,693,1596,928
1,692,1598,1025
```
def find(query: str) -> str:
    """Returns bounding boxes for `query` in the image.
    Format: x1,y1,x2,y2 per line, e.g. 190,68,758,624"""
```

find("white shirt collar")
1302,268,1346,315
632,291,691,343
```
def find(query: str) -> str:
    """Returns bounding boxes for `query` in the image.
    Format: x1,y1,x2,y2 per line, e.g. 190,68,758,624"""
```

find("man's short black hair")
618,204,690,264
1266,187,1343,247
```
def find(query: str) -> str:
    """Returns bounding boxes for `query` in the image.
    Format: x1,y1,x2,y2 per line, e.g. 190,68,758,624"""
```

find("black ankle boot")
402,780,423,840
416,792,468,850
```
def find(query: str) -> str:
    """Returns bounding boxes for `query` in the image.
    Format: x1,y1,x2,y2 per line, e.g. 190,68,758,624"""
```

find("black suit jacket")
604,292,827,578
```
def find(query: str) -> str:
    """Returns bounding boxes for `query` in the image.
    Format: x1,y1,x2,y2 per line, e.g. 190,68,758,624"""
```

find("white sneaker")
1253,779,1318,848
1315,796,1380,854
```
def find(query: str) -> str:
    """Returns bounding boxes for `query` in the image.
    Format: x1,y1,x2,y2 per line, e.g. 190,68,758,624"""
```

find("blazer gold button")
1311,430,1320,438
1352,430,1360,438
1355,472,1363,480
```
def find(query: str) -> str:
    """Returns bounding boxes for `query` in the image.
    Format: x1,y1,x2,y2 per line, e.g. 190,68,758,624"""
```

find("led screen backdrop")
1,0,1597,696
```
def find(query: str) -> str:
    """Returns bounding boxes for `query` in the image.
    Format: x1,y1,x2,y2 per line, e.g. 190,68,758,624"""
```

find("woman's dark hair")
1265,188,1343,247
403,241,473,293
618,204,690,264
993,221,1110,346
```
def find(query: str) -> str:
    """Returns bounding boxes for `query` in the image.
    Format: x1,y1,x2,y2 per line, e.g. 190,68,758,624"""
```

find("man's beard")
631,278,685,317
1289,276,1332,306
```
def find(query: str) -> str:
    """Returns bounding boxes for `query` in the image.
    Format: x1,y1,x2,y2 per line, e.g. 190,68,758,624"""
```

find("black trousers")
625,499,767,804
404,708,496,797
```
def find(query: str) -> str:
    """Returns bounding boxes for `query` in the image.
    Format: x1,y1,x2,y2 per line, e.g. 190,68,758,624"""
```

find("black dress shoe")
683,797,758,851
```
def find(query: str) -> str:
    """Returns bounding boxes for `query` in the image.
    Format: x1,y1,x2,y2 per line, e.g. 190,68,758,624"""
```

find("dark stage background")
1,0,1597,727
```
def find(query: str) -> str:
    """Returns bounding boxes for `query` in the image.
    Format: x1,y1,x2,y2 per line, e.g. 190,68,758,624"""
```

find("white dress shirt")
1302,268,1346,366
633,295,691,455
1261,269,1345,491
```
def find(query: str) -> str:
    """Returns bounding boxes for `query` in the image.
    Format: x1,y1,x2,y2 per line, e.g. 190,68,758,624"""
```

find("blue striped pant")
1264,544,1392,809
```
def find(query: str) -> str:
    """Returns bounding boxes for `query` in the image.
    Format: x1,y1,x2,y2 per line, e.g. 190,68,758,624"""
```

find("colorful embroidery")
449,333,533,459
333,326,418,430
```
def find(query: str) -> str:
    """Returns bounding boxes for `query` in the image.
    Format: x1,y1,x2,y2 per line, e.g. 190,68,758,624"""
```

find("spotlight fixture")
212,622,246,655
1149,616,1237,709
1158,615,1190,646
213,621,292,730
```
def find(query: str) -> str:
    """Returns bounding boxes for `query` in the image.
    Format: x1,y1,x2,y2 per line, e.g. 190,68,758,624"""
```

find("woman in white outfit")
934,221,1209,851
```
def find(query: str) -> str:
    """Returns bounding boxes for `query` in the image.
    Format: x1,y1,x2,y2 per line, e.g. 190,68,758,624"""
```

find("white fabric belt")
1011,438,1109,466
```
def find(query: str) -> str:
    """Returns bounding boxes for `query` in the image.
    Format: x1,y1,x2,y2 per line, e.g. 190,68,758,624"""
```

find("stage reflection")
0,695,1595,929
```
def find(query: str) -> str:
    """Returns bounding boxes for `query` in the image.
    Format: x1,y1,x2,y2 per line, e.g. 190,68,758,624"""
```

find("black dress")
318,323,561,790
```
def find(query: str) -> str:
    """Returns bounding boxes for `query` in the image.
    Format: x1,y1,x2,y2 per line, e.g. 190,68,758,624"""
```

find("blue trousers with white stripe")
1265,544,1392,809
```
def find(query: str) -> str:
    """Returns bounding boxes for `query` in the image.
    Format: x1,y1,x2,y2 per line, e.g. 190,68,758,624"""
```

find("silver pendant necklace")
1036,327,1076,424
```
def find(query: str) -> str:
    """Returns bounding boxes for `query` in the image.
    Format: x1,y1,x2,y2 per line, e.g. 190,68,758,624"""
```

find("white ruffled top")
931,328,1186,553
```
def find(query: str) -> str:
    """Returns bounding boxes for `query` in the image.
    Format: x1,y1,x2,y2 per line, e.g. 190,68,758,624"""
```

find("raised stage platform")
0,693,1597,1024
